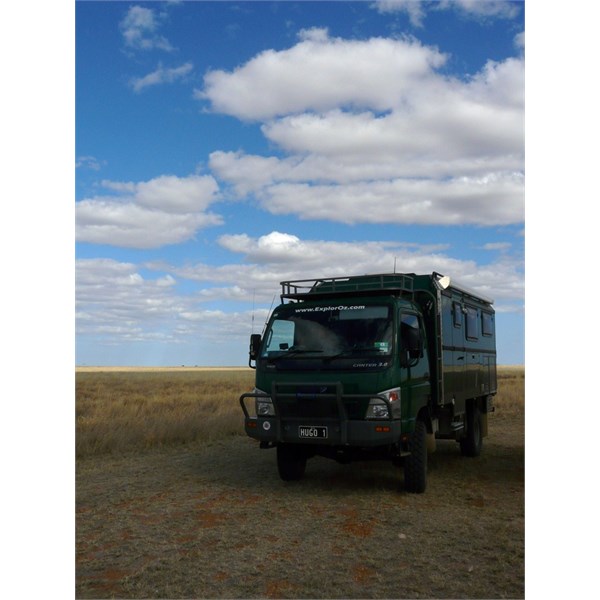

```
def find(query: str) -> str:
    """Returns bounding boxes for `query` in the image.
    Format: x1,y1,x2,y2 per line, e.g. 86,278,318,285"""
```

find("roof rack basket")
280,273,415,301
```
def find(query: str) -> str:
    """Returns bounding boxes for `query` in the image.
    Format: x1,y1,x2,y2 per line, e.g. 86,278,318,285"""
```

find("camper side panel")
440,289,497,410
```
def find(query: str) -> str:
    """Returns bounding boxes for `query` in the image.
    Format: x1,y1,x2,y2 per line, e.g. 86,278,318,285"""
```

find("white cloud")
209,151,285,195
75,201,220,249
196,285,251,302
133,174,218,213
156,274,177,287
256,57,524,161
203,30,523,227
197,32,447,120
257,173,523,226
373,1,427,27
120,5,173,52
297,26,330,42
101,180,137,194
219,231,306,264
514,31,525,50
259,71,522,160
482,242,512,251
76,174,222,248
76,258,184,338
76,156,103,171
170,231,524,305
210,148,521,193
77,233,523,354
373,0,521,24
445,0,521,20
76,258,257,344
130,62,193,92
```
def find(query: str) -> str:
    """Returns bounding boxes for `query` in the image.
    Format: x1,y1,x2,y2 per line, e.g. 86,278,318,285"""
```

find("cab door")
399,312,430,427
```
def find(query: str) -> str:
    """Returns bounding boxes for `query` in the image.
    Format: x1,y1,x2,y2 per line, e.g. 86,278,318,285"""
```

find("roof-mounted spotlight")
433,273,451,290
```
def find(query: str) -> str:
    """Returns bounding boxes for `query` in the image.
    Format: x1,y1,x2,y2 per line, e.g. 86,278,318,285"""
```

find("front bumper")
239,384,401,447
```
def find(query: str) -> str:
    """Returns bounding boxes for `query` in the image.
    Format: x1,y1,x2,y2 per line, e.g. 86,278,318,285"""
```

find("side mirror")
400,341,421,367
408,332,422,360
400,318,422,367
249,334,262,361
400,349,410,368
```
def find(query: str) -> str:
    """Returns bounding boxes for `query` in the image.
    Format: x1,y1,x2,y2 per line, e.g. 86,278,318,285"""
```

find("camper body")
239,272,497,492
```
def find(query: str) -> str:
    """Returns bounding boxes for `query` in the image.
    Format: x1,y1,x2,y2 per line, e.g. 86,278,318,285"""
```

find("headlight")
257,399,275,416
365,388,400,419
366,399,389,419
255,389,275,416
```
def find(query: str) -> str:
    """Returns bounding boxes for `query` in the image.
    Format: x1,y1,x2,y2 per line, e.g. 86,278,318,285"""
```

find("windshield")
261,304,393,360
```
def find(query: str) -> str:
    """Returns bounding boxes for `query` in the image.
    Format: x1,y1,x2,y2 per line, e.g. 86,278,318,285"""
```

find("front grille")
277,395,340,419
271,382,362,420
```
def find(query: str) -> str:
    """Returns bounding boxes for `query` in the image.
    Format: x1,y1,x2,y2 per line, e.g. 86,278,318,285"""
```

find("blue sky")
75,0,525,366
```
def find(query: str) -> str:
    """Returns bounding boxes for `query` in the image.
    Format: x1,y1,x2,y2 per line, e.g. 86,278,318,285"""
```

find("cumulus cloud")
76,174,222,248
373,0,521,25
373,1,427,27
130,62,193,92
445,0,521,20
77,232,523,350
169,231,523,306
209,148,521,194
257,59,523,159
120,5,174,52
482,242,512,251
76,258,258,344
257,174,524,226
132,174,218,213
76,156,103,171
76,258,183,340
514,31,525,50
202,30,524,227
197,32,447,120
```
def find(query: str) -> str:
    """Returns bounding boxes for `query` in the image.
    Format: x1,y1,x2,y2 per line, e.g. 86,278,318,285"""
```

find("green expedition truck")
239,272,497,493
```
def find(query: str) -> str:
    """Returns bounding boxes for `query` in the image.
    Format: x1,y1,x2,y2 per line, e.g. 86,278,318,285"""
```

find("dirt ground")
76,411,524,599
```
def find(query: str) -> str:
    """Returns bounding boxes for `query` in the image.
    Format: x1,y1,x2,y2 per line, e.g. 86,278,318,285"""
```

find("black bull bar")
239,381,396,445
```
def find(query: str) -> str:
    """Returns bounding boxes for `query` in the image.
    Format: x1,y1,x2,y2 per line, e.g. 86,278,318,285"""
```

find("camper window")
465,306,478,341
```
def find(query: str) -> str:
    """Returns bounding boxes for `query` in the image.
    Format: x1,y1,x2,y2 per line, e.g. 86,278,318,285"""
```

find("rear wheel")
277,444,307,481
404,419,427,493
460,404,483,457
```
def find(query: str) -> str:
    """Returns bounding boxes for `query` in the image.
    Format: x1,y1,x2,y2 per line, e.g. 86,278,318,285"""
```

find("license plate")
298,426,328,439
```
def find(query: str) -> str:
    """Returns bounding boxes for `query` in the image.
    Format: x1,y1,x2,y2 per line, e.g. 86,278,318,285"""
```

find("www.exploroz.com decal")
292,305,366,313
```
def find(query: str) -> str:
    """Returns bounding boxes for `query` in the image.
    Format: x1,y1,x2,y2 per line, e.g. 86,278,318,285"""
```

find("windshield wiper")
269,349,324,362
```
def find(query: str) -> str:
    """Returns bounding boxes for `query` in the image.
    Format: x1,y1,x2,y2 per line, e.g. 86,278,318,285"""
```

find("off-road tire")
277,444,307,481
404,419,428,493
460,404,483,457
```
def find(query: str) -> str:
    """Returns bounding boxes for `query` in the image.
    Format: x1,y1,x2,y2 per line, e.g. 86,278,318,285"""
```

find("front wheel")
277,444,307,481
460,405,483,457
403,419,428,493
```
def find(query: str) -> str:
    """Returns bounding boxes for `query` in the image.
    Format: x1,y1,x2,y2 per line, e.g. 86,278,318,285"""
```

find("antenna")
262,294,276,335
251,289,256,334
394,257,397,273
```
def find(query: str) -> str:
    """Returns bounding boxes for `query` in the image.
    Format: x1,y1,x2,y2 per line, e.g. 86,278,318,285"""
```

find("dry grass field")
76,368,252,457
76,366,524,599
